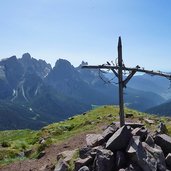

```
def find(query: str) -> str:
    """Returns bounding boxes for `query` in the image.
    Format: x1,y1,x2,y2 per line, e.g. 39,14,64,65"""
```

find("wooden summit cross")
82,37,171,127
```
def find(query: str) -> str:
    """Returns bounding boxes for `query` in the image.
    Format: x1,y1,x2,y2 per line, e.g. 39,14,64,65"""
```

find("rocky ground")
1,120,171,171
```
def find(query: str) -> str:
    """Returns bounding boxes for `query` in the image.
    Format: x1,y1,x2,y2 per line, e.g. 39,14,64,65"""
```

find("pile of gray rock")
55,122,171,171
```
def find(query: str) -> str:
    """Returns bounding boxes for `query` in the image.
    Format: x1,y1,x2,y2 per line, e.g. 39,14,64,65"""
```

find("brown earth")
0,132,88,171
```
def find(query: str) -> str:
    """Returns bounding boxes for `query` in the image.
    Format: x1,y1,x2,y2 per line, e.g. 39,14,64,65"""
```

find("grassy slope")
0,105,171,167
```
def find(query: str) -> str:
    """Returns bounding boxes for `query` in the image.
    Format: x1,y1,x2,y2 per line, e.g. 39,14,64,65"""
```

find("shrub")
1,141,10,147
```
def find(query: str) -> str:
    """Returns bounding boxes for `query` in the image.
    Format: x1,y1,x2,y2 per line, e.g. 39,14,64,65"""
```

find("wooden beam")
118,37,125,127
123,70,137,86
111,68,118,78
82,65,171,80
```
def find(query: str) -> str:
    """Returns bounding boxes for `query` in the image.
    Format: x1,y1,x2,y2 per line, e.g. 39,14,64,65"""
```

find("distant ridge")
0,53,167,129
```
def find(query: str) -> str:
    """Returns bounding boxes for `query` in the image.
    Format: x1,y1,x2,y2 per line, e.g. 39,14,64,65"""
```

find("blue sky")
0,0,171,71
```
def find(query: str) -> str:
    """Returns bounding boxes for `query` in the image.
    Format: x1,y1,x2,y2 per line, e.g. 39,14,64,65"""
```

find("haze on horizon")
1,0,171,71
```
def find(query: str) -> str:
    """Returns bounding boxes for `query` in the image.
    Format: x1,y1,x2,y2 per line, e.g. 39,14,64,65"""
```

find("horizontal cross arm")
82,65,171,80
82,65,119,70
124,67,171,80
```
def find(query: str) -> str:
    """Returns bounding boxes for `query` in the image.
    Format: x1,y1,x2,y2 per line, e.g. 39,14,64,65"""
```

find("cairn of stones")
54,121,171,171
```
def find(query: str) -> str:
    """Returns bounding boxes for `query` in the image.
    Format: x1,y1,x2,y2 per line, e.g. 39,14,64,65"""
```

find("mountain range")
0,53,170,130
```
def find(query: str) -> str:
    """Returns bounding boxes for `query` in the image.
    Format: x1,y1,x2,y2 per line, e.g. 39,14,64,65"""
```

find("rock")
142,142,166,171
115,151,126,170
79,147,92,159
127,136,157,171
106,126,132,152
75,156,93,171
93,148,115,171
107,114,113,118
145,135,155,147
78,166,90,171
144,118,155,124
127,163,142,171
90,146,104,159
37,151,46,159
101,125,118,142
157,122,168,134
39,137,46,144
57,150,77,163
166,153,171,169
86,134,104,147
154,134,171,155
125,122,144,129
24,149,32,157
54,158,69,171
132,127,148,141
125,113,133,118
118,169,126,171
18,151,25,158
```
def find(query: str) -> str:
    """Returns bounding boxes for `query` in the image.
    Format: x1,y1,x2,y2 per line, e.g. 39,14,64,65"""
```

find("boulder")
127,136,157,171
24,149,32,157
127,163,142,171
145,135,155,147
54,158,69,171
142,142,166,171
106,126,132,152
75,156,93,171
78,166,90,171
125,113,133,118
93,148,115,171
157,122,168,134
144,118,155,125
125,122,144,129
86,134,104,147
165,153,171,169
154,134,171,155
132,127,148,141
115,151,126,170
57,150,77,163
79,147,92,159
101,126,118,142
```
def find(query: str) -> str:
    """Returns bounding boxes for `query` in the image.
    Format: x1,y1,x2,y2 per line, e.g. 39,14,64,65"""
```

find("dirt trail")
0,133,88,171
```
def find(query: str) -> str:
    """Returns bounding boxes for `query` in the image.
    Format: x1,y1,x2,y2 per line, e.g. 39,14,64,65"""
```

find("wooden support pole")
118,37,125,127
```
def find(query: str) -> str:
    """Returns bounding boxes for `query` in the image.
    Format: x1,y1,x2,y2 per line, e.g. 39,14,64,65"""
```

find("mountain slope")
0,55,167,130
146,100,171,116
0,101,48,130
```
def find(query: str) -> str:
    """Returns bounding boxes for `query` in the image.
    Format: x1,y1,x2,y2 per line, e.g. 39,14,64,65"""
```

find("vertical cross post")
118,37,125,126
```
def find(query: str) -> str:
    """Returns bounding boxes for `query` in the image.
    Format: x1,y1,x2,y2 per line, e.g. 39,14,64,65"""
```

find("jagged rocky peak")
54,58,73,69
77,61,88,69
0,55,18,65
19,53,52,78
22,53,31,61
53,58,76,74
81,61,88,66
0,55,21,69
7,55,17,61
20,53,33,68
46,58,78,82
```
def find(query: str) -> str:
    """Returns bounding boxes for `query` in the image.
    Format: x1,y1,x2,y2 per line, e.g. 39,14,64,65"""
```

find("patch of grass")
68,150,79,171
